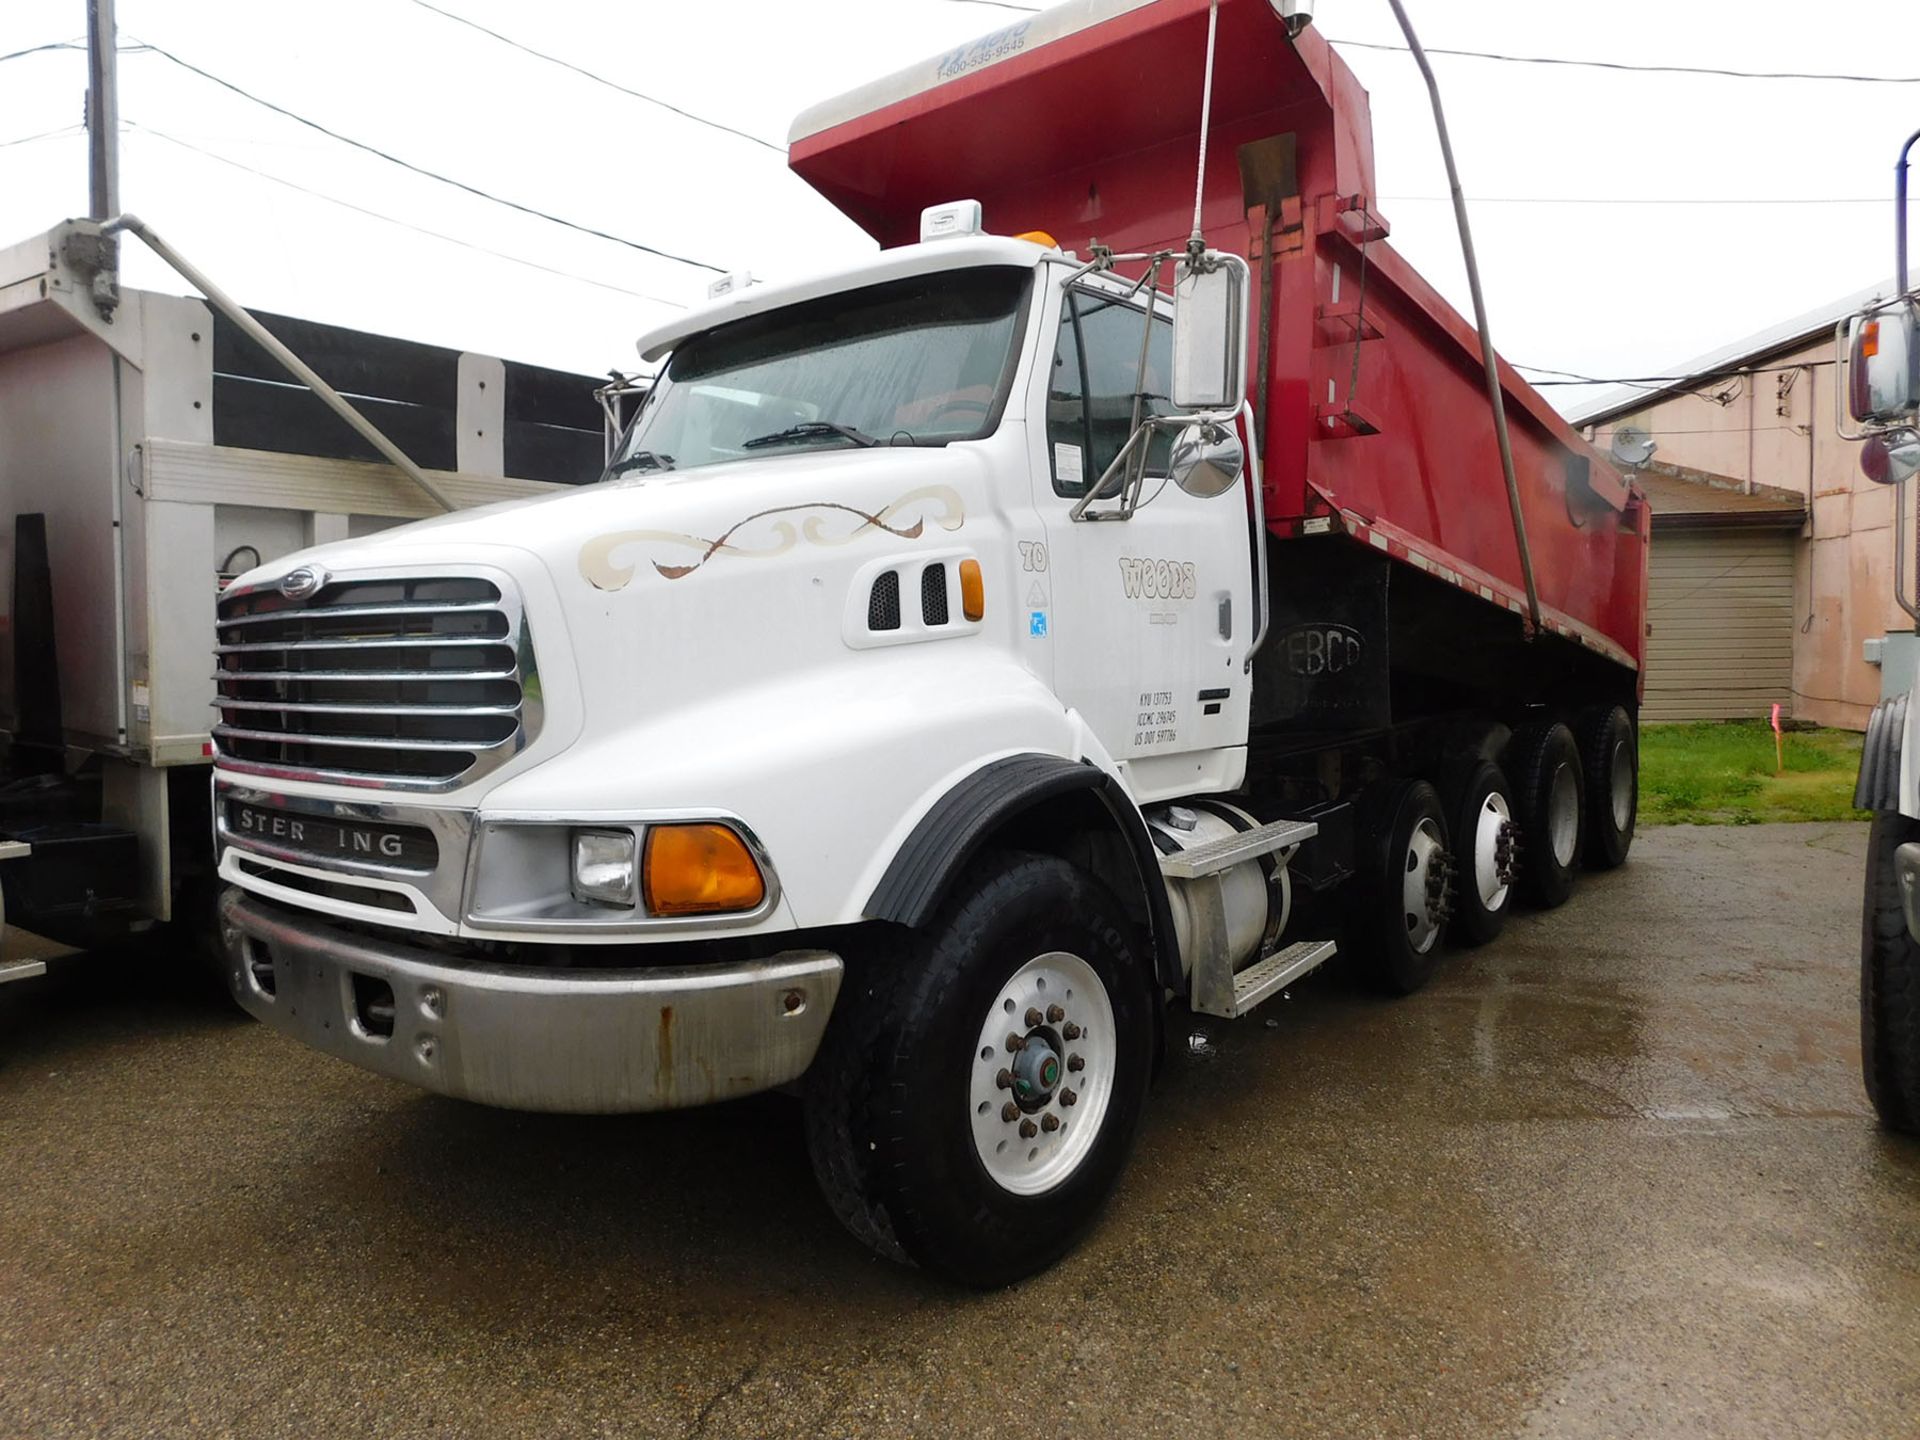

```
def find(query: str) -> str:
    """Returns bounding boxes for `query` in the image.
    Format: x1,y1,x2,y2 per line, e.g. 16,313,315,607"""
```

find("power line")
127,121,688,310
125,36,728,273
0,123,83,150
1329,36,1920,84
0,38,80,64
925,4,1920,82
403,0,784,155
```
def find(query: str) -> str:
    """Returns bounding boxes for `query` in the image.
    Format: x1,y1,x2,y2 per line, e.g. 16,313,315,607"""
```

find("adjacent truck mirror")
1848,300,1920,425
1172,252,1251,412
1169,418,1246,498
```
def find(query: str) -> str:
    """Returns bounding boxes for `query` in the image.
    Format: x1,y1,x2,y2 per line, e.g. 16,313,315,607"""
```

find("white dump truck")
209,0,1648,1284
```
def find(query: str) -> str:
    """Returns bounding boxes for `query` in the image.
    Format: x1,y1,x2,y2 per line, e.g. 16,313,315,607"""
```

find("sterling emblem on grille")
279,566,328,600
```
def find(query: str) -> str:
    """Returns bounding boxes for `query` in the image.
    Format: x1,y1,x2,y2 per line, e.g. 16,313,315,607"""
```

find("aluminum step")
1216,939,1338,1019
0,959,47,986
1158,818,1318,880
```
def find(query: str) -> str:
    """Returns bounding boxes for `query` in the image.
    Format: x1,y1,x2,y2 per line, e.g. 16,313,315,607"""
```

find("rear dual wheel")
1444,759,1519,946
1351,780,1454,995
1508,722,1585,909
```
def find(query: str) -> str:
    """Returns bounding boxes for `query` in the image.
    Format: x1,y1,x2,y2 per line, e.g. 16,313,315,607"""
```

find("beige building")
1572,284,1906,730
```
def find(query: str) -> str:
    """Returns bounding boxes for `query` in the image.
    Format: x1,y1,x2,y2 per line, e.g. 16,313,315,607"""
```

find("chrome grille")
213,573,534,789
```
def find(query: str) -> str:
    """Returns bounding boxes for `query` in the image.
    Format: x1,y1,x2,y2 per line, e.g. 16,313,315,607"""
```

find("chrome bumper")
220,890,843,1114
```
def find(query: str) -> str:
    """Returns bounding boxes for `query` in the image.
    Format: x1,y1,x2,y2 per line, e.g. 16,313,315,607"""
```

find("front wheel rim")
969,951,1116,1197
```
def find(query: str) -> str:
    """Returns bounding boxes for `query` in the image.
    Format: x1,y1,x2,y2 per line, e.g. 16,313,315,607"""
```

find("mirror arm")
1241,399,1270,668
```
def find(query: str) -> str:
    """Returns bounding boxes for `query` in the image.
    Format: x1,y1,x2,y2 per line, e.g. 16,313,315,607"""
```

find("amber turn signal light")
642,823,766,916
959,558,985,621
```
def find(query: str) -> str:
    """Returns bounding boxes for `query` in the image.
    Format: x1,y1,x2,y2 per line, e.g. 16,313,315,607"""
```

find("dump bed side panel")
790,0,1647,676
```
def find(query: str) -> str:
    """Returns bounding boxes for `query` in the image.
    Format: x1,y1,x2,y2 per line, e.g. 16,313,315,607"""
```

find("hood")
236,444,991,594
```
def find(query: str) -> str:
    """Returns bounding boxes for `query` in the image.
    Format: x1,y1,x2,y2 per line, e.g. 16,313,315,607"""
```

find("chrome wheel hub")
970,951,1115,1196
1473,791,1516,912
1548,761,1580,868
1402,817,1450,955
1609,739,1634,831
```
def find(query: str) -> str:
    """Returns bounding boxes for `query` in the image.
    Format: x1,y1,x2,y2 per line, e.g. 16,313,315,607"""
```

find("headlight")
571,829,638,908
467,818,773,929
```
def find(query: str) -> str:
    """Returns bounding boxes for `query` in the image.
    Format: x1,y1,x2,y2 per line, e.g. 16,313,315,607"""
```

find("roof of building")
1635,460,1807,531
1569,279,1904,428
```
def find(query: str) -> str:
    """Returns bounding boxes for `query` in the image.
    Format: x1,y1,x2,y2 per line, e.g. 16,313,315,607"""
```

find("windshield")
610,265,1032,476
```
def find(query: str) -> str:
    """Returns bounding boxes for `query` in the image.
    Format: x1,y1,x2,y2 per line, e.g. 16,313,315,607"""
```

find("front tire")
1862,812,1920,1134
804,851,1155,1287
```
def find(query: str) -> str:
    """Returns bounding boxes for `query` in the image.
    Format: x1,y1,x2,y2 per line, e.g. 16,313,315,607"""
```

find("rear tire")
1862,812,1920,1134
1349,780,1452,996
804,850,1155,1287
1508,722,1584,909
1577,705,1637,871
1443,759,1517,946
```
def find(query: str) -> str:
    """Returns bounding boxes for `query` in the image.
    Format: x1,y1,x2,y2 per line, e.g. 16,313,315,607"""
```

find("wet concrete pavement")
2,822,1917,1438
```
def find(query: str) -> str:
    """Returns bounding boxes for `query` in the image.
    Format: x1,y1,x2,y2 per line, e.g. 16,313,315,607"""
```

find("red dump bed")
790,0,1647,677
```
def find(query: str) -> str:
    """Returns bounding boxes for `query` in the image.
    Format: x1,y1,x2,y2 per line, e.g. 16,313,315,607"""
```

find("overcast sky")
2,0,1916,417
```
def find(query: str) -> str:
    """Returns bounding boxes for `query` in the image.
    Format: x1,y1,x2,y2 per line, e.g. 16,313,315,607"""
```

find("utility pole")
86,0,119,218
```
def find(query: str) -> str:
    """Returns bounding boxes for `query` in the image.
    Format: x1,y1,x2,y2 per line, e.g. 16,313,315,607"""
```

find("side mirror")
1168,419,1245,498
1172,252,1250,412
1849,300,1920,425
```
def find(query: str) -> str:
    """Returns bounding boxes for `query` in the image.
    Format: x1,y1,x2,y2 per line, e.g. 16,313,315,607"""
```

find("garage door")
1644,528,1795,722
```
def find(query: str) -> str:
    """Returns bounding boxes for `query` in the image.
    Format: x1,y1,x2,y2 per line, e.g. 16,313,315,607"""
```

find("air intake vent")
868,570,901,631
921,565,950,626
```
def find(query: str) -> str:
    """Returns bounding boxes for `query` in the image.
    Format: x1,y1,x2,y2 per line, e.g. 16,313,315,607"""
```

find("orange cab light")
959,558,986,621
1015,230,1060,249
642,823,765,916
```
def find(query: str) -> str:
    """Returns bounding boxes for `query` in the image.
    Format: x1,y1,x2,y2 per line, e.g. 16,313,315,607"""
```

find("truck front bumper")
219,889,843,1114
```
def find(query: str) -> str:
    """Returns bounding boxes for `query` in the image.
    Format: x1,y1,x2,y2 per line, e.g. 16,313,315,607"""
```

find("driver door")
1030,280,1253,792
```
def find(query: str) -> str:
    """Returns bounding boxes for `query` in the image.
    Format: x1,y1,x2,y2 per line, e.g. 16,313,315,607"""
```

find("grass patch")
1639,720,1868,825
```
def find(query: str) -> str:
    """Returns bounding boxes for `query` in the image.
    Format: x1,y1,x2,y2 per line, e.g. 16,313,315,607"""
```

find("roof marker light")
706,271,756,300
1015,230,1060,249
921,200,985,243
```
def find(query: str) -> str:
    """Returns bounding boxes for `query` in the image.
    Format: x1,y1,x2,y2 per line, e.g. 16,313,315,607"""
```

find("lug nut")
1067,1054,1085,1072
1040,1113,1061,1133
1062,1022,1081,1041
1060,1088,1077,1107
1002,1102,1020,1123
996,1068,1014,1090
1006,1033,1026,1053
1019,1119,1038,1139
1025,1007,1044,1028
1047,1004,1065,1023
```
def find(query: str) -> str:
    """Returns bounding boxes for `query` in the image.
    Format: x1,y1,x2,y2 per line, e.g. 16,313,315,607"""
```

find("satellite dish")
1610,425,1657,470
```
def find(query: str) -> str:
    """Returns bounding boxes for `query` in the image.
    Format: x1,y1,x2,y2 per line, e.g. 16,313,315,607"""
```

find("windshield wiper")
740,421,880,451
607,449,675,477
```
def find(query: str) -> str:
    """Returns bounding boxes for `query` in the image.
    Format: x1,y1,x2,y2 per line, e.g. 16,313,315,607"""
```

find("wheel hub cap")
970,951,1116,1197
1401,817,1450,955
